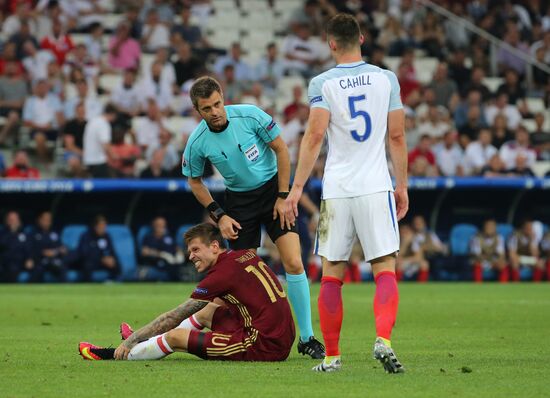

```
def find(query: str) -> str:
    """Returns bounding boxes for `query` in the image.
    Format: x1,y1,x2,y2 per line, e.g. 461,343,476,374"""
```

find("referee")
182,76,324,359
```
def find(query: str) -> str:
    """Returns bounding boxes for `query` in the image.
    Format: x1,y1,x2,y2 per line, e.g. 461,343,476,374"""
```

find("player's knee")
282,257,304,274
165,328,190,351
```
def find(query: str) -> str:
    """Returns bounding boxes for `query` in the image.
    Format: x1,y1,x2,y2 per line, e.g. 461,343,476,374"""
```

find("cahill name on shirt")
339,74,372,89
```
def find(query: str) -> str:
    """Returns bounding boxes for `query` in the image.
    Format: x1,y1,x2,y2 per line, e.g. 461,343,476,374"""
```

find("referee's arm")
188,176,216,208
268,136,291,194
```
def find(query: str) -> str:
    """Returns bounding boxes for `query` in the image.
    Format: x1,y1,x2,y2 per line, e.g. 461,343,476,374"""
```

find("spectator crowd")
0,0,548,180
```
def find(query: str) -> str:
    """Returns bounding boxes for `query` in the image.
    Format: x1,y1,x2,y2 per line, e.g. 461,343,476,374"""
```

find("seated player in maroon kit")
79,223,295,362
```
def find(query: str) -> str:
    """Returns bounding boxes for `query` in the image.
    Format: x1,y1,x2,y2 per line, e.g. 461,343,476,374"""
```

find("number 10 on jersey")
348,95,372,142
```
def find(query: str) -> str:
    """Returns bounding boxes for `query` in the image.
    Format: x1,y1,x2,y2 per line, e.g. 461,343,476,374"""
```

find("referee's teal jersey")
182,104,281,192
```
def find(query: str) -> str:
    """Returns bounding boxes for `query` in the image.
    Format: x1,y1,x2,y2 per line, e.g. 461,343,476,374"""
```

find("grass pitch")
1,283,549,398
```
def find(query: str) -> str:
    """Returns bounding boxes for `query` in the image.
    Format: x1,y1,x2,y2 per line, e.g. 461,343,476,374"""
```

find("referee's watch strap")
206,201,226,223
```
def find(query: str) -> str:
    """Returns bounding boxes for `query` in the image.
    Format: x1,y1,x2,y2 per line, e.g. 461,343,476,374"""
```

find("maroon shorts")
187,307,294,361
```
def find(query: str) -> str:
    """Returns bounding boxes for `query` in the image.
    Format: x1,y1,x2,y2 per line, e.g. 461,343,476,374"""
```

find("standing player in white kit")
285,13,409,373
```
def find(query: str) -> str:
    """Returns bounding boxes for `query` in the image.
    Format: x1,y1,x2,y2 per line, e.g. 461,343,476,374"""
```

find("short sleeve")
182,137,205,178
308,76,329,110
508,234,518,251
383,70,403,112
496,236,505,255
190,270,231,302
470,236,481,256
250,105,280,143
98,120,111,144
22,99,33,122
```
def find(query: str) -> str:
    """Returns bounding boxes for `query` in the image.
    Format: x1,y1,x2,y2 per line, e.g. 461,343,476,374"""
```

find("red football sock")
533,268,543,282
308,263,320,282
417,269,429,282
511,267,520,282
373,271,399,341
396,270,403,281
499,267,509,283
350,262,361,282
318,276,343,357
473,263,482,282
343,268,351,283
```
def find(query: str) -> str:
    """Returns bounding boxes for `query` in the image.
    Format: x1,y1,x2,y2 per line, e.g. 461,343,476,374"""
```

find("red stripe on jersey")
156,335,171,354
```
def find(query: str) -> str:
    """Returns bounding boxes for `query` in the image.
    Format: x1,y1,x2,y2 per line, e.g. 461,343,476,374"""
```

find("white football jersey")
308,61,403,199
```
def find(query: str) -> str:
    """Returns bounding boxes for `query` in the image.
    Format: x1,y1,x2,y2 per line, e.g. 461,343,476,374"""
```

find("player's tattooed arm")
123,299,208,349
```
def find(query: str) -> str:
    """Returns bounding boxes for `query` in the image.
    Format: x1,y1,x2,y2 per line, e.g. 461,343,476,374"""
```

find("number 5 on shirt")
348,95,372,142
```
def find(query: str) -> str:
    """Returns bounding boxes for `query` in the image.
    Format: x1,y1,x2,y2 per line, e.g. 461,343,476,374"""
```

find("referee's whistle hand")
218,215,241,240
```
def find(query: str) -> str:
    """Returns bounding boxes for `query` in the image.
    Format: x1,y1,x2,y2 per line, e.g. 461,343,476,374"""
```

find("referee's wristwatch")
277,191,289,199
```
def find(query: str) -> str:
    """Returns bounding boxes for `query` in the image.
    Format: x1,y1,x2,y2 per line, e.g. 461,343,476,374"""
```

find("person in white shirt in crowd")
433,130,464,177
255,42,285,98
2,2,37,38
22,80,64,164
22,40,56,83
463,128,498,176
110,68,142,120
530,30,550,64
64,78,103,121
485,92,522,131
180,107,202,150
66,0,107,32
499,125,537,170
139,0,174,25
141,9,170,53
417,105,452,142
84,22,104,64
134,98,167,153
282,22,326,78
143,48,176,92
145,129,179,173
281,106,309,169
139,61,174,115
83,104,118,178
63,44,100,83
213,42,253,83
241,82,272,110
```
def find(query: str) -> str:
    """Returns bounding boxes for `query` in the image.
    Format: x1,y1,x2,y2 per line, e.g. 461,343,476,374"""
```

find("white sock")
176,315,204,331
127,333,174,360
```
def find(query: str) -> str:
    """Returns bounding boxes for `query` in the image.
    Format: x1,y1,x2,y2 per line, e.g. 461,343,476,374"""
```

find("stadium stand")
1,0,549,283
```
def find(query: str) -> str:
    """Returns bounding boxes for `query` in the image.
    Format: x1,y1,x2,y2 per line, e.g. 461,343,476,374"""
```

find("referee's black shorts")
224,174,298,250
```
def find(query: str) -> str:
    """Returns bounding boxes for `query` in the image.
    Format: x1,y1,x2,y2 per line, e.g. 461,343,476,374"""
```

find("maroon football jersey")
190,249,295,345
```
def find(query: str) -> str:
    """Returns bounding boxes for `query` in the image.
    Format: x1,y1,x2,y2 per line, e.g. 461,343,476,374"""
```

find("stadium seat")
136,225,151,251
107,225,137,281
482,77,504,93
61,225,87,250
414,57,439,85
496,223,514,241
525,98,546,114
532,161,550,177
522,118,537,132
449,223,478,255
384,56,400,73
164,116,193,137
175,224,195,249
99,74,123,92
240,0,270,11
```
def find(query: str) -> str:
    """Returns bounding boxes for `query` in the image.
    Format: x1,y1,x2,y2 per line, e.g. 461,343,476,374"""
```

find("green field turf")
1,283,549,398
